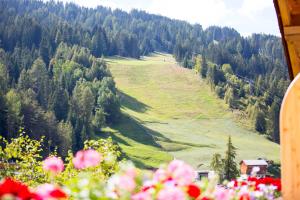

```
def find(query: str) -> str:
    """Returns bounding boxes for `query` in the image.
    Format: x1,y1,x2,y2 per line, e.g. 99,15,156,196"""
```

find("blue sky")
52,0,280,36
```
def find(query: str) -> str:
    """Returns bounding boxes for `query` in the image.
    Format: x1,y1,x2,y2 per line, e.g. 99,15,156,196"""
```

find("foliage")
0,0,287,169
210,137,239,182
210,153,223,182
194,54,288,142
0,130,46,186
0,158,282,200
223,136,239,180
0,133,121,188
0,42,120,155
200,55,208,78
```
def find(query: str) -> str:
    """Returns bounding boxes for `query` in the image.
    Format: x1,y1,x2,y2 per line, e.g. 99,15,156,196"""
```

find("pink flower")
125,167,137,178
167,160,196,186
214,187,232,200
131,191,152,200
157,186,185,200
118,175,136,192
153,169,168,183
35,184,67,200
73,149,102,169
42,156,64,174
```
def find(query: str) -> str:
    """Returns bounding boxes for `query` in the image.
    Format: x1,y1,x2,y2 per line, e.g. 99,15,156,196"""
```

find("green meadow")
103,53,280,169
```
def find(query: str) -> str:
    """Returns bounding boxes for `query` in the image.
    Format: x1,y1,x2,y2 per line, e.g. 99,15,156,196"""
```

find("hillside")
105,53,280,169
0,0,286,167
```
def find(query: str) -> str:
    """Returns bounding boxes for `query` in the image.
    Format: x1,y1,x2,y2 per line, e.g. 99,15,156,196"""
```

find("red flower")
239,193,250,200
0,178,34,200
233,180,238,187
142,185,155,192
35,184,67,200
50,189,67,199
240,181,247,186
247,177,258,182
247,176,281,192
187,184,201,198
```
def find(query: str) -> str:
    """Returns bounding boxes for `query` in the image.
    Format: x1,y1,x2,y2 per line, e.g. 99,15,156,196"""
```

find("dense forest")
0,0,289,157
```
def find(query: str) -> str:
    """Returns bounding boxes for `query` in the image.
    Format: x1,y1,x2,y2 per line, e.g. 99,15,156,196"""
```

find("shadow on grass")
110,113,164,148
111,112,215,149
119,91,152,113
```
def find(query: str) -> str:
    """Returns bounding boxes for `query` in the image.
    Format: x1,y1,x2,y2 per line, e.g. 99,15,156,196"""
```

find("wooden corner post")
280,73,300,199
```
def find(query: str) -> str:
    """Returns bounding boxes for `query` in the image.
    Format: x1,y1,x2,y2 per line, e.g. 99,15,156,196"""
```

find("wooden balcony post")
280,73,300,199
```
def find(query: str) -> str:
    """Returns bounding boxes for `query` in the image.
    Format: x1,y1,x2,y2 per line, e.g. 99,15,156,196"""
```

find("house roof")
240,160,268,166
274,0,300,80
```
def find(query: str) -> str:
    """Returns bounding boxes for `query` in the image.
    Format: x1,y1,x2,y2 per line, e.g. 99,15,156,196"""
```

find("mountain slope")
105,53,280,169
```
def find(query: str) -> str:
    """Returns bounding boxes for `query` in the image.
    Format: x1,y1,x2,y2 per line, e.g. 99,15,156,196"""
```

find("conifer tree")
194,55,201,73
210,153,223,181
224,87,235,108
255,111,266,133
268,99,280,143
223,136,239,180
200,54,208,78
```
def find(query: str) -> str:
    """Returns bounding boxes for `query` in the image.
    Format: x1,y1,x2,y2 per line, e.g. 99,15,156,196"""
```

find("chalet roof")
274,0,300,80
240,160,268,166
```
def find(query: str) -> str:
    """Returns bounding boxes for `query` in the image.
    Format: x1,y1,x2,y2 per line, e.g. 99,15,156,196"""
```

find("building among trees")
240,159,268,177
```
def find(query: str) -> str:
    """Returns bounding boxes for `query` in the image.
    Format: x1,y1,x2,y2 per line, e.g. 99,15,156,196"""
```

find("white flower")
227,181,235,188
251,166,260,176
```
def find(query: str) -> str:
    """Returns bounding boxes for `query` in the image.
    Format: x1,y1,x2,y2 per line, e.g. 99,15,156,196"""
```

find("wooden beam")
288,0,300,15
284,26,300,35
286,42,300,75
274,0,295,79
279,0,292,25
280,72,300,199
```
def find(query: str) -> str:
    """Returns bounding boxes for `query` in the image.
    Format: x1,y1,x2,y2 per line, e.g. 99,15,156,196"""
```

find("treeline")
174,28,289,144
0,0,203,61
0,43,120,156
194,54,289,143
0,0,290,152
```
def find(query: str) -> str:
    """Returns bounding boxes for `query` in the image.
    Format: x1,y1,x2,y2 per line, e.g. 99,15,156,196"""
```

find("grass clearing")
104,53,280,169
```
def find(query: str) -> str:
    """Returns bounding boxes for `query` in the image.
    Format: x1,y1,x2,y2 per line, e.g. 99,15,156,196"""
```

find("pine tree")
194,55,201,73
255,111,266,133
28,58,50,108
224,87,236,108
0,63,9,93
92,108,105,132
51,87,69,121
57,121,73,157
5,89,23,138
210,153,223,181
267,99,280,143
183,56,189,68
0,94,7,137
39,36,49,65
200,54,208,78
223,136,239,180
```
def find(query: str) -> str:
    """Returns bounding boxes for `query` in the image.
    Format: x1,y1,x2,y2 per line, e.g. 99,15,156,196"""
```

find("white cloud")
238,0,272,19
147,0,230,27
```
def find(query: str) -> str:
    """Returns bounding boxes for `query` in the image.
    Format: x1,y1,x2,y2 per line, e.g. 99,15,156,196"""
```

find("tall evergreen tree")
210,153,223,181
223,136,239,180
268,99,280,143
224,87,236,108
5,89,23,138
200,54,208,78
255,111,266,133
0,63,9,93
0,95,7,137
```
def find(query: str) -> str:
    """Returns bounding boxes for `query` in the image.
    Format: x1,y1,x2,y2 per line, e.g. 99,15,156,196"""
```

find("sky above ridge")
49,0,280,36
